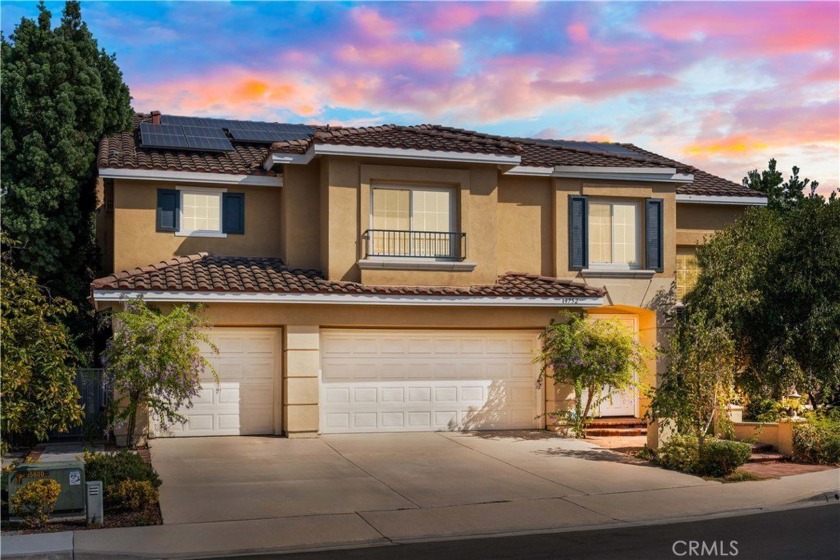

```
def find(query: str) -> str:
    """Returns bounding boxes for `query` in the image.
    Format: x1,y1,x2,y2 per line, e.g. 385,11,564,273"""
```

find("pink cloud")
335,40,462,72
349,6,399,37
642,2,839,57
567,22,589,43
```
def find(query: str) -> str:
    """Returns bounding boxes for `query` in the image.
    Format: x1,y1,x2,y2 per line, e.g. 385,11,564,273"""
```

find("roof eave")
91,289,605,308
505,165,694,183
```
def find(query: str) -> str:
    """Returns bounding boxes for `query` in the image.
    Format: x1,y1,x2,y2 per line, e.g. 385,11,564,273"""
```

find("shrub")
10,479,61,528
657,436,751,477
696,439,752,477
83,450,161,505
657,435,699,473
114,479,159,510
745,398,786,422
793,415,840,465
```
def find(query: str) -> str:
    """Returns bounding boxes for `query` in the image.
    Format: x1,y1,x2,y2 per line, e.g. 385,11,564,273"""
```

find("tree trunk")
125,392,140,448
580,384,596,439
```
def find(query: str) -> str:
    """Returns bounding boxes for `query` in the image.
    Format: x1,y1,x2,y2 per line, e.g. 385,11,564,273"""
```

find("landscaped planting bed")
1,447,162,534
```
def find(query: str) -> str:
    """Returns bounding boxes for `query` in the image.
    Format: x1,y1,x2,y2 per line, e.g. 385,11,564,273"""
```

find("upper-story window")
156,187,245,237
180,188,224,237
588,200,642,269
569,195,663,273
368,185,463,259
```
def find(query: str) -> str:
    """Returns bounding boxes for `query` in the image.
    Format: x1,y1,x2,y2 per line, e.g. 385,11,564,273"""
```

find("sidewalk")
4,468,838,560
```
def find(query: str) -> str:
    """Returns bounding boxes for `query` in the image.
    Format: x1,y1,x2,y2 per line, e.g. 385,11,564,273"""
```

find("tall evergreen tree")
1,1,132,302
743,158,821,211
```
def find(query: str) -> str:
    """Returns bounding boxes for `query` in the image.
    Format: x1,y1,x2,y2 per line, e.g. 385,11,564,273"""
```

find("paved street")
223,504,840,560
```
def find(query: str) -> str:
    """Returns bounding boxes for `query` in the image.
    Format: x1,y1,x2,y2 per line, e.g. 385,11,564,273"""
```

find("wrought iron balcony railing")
363,229,466,260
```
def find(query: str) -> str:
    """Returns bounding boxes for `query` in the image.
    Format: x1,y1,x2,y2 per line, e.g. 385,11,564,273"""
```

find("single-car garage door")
163,328,279,437
320,329,543,433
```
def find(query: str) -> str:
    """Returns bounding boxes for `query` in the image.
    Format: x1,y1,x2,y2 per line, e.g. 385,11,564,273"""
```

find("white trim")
357,259,477,272
262,151,316,169
503,165,693,183
99,167,283,187
581,269,657,279
92,289,604,308
676,194,768,206
265,144,521,169
500,166,555,176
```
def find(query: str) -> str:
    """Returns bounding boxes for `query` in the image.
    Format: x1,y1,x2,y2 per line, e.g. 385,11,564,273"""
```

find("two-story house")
91,113,766,438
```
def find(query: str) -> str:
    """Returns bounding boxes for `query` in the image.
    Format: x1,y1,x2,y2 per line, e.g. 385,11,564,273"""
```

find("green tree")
687,196,840,405
649,311,737,457
102,299,218,445
1,244,83,451
537,313,650,438
742,158,821,211
1,1,132,303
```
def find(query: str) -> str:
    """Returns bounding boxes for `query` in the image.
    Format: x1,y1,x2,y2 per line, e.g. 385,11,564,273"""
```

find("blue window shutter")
568,195,589,271
156,189,179,232
645,198,664,272
222,192,245,234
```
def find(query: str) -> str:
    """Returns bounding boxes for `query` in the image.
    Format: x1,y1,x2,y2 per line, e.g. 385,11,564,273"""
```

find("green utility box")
8,461,86,513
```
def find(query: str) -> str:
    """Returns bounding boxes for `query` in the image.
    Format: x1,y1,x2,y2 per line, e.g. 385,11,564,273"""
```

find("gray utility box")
8,460,86,512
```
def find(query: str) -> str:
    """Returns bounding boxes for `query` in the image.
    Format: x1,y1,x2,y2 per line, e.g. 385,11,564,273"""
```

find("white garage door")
320,329,543,433
164,329,278,437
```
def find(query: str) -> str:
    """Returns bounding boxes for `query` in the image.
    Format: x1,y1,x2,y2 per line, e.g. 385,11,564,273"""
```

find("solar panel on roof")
139,122,190,149
228,128,311,143
159,115,204,126
185,135,234,151
535,139,640,157
140,122,234,152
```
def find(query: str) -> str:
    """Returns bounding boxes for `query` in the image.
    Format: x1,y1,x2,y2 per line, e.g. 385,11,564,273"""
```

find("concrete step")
749,451,786,463
585,427,647,437
750,442,775,453
588,419,647,431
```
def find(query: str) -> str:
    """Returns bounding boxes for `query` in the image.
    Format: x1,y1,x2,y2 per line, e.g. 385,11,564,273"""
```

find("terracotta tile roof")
97,114,278,177
98,114,763,199
91,253,606,299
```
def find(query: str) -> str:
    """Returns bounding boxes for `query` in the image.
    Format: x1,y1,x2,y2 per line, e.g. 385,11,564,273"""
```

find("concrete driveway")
151,431,709,526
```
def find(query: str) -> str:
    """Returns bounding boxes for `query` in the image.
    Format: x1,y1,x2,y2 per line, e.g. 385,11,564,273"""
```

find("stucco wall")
112,179,283,272
676,203,748,246
497,175,553,276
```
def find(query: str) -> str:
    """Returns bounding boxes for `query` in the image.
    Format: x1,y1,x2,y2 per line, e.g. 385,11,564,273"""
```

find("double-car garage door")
320,329,543,433
163,328,543,437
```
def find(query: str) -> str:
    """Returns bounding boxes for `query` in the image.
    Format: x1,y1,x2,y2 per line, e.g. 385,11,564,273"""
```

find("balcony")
363,229,466,261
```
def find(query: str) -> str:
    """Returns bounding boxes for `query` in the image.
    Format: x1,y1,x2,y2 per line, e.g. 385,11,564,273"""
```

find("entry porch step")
585,417,647,436
748,442,785,462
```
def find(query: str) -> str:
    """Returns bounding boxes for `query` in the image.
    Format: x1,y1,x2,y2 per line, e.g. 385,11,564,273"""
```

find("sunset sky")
3,1,838,194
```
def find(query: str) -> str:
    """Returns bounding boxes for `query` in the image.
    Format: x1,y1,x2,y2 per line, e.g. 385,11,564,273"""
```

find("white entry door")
320,329,543,433
163,328,279,437
588,315,639,417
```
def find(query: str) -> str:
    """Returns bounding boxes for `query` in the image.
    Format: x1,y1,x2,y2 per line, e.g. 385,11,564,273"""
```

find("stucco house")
91,112,766,438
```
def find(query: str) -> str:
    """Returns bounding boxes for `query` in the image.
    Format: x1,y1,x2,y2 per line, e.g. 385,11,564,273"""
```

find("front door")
587,315,639,418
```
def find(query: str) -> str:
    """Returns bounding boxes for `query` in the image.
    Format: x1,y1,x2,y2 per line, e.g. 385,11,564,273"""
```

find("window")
676,247,700,300
370,185,458,258
180,189,223,236
156,188,245,237
588,200,642,269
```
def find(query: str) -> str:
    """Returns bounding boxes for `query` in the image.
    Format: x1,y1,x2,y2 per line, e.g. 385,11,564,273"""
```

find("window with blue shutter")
645,198,664,272
568,195,589,271
222,192,245,234
156,189,179,232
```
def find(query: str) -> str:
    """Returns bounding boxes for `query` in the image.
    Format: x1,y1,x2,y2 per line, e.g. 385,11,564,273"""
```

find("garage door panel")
163,329,277,437
320,330,541,433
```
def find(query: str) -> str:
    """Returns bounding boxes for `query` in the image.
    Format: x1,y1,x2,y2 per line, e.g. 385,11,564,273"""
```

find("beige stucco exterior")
111,178,283,273
99,154,757,437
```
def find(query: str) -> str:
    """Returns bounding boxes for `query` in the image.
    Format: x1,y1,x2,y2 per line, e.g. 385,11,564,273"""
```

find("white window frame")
369,184,457,233
175,186,227,238
587,198,643,271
